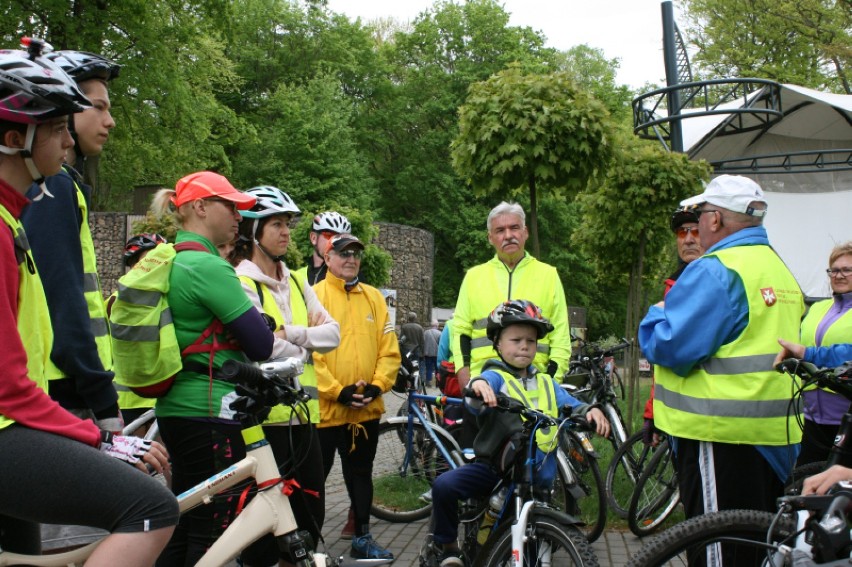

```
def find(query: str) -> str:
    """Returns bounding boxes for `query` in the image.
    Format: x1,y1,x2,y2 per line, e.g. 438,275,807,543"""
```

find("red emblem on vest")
761,287,777,306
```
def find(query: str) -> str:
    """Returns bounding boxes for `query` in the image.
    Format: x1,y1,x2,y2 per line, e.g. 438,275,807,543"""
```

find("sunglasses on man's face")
334,249,363,260
675,226,699,239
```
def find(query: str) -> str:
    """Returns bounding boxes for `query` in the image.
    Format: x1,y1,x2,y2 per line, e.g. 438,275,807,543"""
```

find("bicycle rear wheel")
473,508,599,567
605,431,650,518
627,438,680,537
625,509,795,567
371,419,459,523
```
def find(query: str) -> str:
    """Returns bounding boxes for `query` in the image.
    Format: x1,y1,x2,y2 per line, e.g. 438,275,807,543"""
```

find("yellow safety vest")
239,274,320,424
491,368,560,453
453,254,569,376
654,245,805,445
46,181,112,381
0,206,54,431
799,299,852,394
106,291,153,411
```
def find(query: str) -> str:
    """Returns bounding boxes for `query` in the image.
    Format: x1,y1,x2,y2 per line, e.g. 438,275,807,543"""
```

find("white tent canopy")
678,84,852,298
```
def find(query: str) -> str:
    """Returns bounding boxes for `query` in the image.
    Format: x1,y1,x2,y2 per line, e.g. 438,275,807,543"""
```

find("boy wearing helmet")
426,300,609,567
0,39,177,563
20,47,123,433
293,210,352,285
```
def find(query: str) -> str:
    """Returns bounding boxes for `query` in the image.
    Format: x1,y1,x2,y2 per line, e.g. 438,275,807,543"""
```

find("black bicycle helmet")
124,233,167,267
45,50,120,83
486,300,554,344
670,206,700,232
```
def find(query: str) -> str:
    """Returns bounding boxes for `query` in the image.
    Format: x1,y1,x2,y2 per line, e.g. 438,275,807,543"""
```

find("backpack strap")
173,241,242,414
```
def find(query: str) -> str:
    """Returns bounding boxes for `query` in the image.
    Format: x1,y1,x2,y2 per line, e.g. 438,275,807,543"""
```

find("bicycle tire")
472,508,599,567
627,438,680,537
556,432,606,542
625,509,796,567
605,431,650,518
371,419,459,523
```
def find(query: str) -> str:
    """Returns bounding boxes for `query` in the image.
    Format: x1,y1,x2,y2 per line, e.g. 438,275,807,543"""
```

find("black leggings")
156,417,246,567
318,419,380,538
0,424,177,536
240,423,326,565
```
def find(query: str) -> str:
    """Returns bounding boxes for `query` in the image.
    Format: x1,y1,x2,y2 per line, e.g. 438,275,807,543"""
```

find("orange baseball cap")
170,171,257,210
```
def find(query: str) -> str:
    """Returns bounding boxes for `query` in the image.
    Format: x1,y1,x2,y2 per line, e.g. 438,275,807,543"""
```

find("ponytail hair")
150,187,188,224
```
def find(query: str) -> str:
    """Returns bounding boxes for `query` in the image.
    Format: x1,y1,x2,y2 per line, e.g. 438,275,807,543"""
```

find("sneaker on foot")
351,534,394,560
420,488,433,503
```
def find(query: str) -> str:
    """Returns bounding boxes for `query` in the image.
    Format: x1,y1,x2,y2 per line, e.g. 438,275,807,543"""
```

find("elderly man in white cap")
639,175,805,534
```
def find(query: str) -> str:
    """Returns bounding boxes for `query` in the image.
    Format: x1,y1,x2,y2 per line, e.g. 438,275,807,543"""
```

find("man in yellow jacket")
452,202,571,389
312,234,400,561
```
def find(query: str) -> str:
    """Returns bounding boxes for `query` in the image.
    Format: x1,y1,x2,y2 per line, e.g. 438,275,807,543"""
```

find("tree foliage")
574,137,711,419
452,65,615,256
681,0,851,93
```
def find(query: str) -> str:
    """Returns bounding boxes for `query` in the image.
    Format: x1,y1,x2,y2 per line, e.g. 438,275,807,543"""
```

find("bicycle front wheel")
473,508,599,567
556,432,606,543
371,419,459,523
627,438,680,537
625,509,795,567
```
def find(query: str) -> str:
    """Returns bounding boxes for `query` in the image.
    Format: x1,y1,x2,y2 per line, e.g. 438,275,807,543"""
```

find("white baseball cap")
680,175,767,217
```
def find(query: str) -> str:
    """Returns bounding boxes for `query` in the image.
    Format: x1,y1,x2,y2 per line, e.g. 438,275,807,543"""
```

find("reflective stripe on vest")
0,206,55,431
240,274,320,424
46,182,112,382
653,245,805,445
492,368,560,452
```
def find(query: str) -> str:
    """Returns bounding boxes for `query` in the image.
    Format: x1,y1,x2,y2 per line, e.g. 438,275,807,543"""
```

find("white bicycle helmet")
312,211,351,234
0,38,91,198
45,50,120,83
241,185,300,219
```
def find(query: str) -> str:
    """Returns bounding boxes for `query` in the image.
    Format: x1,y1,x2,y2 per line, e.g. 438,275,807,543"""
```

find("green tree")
556,44,634,123
451,65,615,257
230,73,377,212
682,0,851,93
574,137,711,420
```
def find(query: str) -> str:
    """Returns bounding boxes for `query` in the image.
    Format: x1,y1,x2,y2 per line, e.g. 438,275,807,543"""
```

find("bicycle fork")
510,501,552,567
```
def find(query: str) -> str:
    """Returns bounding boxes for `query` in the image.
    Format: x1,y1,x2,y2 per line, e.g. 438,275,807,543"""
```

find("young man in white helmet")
293,210,352,286
20,47,123,433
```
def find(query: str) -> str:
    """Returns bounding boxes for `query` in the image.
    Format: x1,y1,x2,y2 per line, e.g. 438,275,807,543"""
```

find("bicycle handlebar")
221,358,309,419
776,358,852,402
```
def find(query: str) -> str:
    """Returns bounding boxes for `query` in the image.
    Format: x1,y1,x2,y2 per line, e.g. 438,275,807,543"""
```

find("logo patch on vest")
761,287,777,306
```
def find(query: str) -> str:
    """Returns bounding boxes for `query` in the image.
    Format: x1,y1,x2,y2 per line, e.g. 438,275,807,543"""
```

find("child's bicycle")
0,358,393,567
420,391,600,567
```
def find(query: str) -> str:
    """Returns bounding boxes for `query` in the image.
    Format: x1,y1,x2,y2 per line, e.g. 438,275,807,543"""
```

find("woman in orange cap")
149,171,280,566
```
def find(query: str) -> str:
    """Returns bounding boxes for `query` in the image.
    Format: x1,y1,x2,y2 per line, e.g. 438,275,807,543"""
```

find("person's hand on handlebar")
774,338,806,368
585,407,610,438
470,379,498,407
802,464,852,495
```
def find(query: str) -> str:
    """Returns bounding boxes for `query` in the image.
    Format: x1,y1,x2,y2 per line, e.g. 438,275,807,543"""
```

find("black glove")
338,384,359,406
642,418,656,445
362,384,382,400
547,360,559,377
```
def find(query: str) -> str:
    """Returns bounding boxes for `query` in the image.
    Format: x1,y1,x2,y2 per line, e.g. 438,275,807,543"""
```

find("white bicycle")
1,358,392,567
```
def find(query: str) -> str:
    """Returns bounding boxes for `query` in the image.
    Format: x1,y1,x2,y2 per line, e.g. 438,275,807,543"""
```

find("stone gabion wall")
92,212,127,297
373,222,434,327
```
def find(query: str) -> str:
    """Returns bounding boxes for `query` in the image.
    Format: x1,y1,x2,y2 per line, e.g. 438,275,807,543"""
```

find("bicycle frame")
2,361,393,567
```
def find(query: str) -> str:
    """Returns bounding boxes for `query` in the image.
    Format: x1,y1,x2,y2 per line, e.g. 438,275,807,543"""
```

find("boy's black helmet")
486,299,554,343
